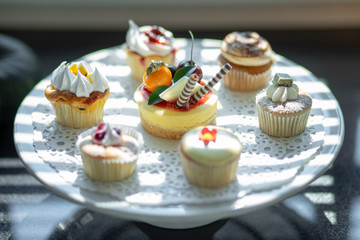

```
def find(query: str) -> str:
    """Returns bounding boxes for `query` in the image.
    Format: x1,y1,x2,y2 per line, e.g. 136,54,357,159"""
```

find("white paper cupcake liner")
52,97,108,129
256,104,311,137
180,150,239,188
77,125,144,182
223,67,272,92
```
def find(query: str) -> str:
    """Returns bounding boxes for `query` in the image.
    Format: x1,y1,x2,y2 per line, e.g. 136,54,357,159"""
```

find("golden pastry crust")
45,85,110,109
219,54,273,75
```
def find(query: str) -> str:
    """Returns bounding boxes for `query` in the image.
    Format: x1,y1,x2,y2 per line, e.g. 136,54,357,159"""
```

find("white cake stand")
14,39,344,229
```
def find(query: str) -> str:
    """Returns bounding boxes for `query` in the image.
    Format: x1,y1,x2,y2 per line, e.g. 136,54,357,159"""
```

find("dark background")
0,27,358,239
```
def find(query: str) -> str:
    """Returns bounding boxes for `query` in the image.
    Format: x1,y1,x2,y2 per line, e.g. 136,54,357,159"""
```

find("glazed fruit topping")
144,27,169,45
198,127,217,146
175,31,203,82
176,60,203,82
92,123,123,146
97,122,105,130
94,130,106,142
143,61,172,92
167,64,177,78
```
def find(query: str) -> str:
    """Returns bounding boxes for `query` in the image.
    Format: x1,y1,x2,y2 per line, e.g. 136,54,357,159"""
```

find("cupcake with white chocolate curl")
219,31,273,92
77,123,143,182
256,73,312,137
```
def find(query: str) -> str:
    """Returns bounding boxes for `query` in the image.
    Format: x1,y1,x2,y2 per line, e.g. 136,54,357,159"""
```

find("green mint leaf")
173,65,196,83
148,85,169,105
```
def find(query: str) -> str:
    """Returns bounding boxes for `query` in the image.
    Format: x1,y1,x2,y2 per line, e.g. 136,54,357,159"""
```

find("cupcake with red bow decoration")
179,126,242,188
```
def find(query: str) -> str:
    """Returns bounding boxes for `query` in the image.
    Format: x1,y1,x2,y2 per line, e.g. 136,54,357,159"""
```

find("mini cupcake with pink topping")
125,19,177,81
77,123,143,182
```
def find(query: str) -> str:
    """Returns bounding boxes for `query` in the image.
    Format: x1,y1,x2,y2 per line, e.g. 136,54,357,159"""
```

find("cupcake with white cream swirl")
125,19,177,81
256,73,312,137
45,61,110,128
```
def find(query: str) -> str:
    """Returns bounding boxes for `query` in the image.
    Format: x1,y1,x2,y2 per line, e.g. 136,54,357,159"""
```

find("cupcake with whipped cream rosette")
77,123,143,182
256,73,312,137
45,61,110,128
125,19,177,81
179,126,242,188
219,31,274,92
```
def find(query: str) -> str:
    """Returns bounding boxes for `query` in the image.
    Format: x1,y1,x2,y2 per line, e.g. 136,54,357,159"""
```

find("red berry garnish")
175,31,203,82
94,130,106,142
144,26,169,45
97,123,105,130
198,127,217,146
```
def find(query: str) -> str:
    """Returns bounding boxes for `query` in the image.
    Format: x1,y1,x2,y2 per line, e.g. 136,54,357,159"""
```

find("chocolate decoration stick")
174,73,199,109
191,63,232,104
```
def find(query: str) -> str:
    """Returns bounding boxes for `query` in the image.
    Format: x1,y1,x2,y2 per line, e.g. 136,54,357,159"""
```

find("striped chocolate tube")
191,63,232,104
174,73,199,109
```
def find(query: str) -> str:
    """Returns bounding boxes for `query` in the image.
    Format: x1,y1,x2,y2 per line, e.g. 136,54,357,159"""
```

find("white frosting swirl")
92,124,122,146
89,68,109,92
50,61,109,97
266,83,299,103
52,66,75,91
70,71,93,97
126,19,174,57
51,61,67,83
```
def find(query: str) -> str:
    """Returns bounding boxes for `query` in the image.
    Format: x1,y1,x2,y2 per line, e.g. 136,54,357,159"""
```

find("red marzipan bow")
198,127,217,146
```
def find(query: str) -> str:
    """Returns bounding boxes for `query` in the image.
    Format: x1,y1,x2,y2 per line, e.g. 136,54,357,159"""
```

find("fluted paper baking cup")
77,125,144,182
52,96,108,129
180,150,239,188
222,67,272,92
81,153,137,182
256,103,311,137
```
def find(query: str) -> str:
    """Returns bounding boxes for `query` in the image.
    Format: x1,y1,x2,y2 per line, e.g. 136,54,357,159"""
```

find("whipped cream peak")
266,73,299,103
51,61,67,83
52,67,75,91
89,68,109,92
92,123,122,146
70,70,93,97
126,19,175,57
50,61,109,97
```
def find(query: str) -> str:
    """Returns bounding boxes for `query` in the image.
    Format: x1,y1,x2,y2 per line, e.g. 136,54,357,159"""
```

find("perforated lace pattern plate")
31,40,326,206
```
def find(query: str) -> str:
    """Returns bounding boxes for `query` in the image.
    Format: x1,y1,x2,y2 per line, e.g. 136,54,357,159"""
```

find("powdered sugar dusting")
257,91,312,115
